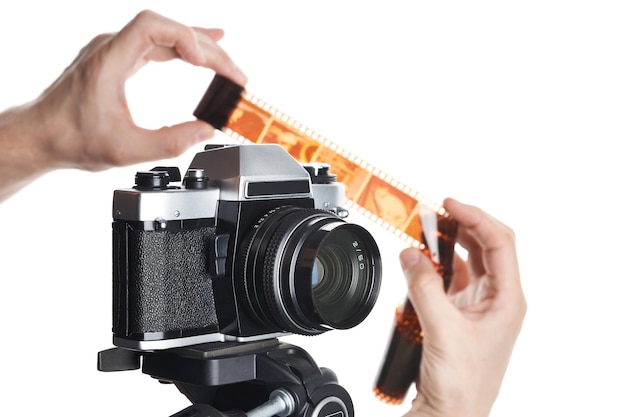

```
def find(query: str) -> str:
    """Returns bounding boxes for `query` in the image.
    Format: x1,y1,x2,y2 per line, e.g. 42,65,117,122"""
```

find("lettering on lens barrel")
111,143,382,351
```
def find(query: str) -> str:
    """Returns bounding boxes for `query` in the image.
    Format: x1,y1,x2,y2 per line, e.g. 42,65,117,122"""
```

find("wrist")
0,103,59,200
403,395,491,417
2,99,66,162
403,397,443,417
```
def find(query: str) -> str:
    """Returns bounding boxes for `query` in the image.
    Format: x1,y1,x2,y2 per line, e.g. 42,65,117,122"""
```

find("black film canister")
194,74,244,130
373,298,423,404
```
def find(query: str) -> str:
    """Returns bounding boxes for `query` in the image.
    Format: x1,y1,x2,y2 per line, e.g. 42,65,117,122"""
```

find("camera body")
112,144,381,351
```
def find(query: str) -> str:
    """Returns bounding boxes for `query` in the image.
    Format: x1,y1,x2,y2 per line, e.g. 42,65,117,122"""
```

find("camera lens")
311,227,374,327
240,206,381,335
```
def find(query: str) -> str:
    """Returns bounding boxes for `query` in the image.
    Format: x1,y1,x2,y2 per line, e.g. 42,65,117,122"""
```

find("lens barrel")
240,206,381,335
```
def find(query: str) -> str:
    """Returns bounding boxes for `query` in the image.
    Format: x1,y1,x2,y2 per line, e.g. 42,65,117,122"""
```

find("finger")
192,28,247,85
455,226,488,279
400,247,454,332
193,27,225,42
109,10,246,85
447,251,470,294
119,120,215,164
443,197,521,295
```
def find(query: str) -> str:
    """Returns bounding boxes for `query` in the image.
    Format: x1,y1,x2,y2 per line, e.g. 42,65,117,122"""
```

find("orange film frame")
194,74,458,405
194,74,453,252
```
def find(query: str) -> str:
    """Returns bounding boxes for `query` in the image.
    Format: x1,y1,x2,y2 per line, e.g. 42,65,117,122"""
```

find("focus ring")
261,208,329,335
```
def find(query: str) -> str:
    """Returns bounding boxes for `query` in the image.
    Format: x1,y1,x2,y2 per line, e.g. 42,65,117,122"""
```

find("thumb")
129,121,215,163
400,247,451,331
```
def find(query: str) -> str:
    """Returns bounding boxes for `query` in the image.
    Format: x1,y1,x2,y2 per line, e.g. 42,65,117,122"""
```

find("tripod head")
98,339,353,417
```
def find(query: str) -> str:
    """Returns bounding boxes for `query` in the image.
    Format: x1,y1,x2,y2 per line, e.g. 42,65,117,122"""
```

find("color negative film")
194,74,453,251
194,74,459,406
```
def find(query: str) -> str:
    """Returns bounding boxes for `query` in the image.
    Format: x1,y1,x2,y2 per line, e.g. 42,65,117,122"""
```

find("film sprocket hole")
99,143,382,417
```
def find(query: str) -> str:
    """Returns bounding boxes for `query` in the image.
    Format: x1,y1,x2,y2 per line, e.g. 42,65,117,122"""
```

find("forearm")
0,102,58,202
0,11,250,205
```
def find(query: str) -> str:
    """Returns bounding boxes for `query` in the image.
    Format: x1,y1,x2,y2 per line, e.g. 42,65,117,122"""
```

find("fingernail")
233,65,248,85
195,124,215,142
399,248,422,270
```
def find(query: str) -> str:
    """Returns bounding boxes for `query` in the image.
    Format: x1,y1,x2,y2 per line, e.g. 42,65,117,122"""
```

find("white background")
0,1,625,416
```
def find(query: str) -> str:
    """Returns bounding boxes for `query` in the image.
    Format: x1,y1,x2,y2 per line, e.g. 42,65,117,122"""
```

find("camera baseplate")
98,339,353,417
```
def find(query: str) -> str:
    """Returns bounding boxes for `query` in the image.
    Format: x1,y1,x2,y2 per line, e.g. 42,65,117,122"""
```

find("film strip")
194,74,453,251
194,74,459,406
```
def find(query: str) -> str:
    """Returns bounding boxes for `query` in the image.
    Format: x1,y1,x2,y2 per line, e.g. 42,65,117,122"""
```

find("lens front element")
241,207,382,335
310,227,376,329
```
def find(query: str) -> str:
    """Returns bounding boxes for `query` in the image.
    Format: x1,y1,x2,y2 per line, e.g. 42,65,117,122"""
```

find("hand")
400,198,527,417
0,10,247,201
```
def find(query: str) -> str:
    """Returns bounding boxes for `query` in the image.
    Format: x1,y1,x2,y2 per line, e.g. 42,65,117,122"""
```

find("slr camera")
111,143,382,351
